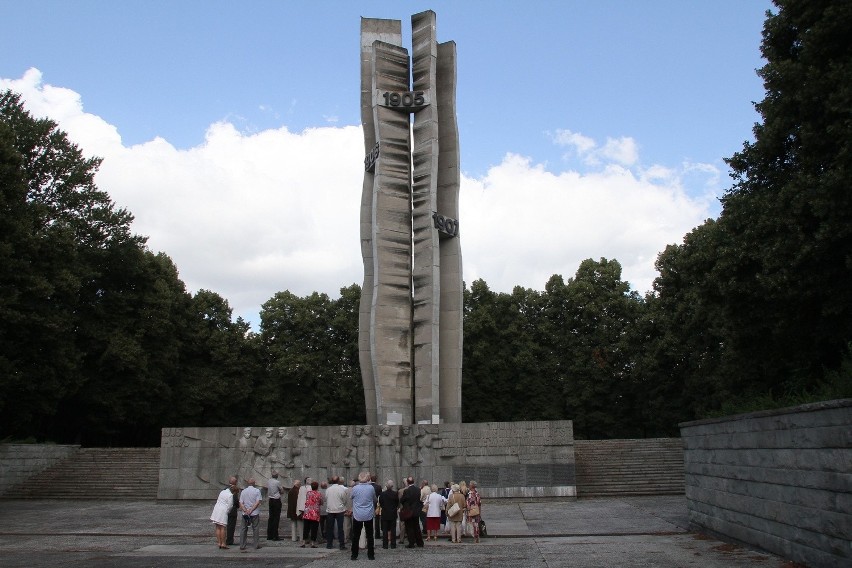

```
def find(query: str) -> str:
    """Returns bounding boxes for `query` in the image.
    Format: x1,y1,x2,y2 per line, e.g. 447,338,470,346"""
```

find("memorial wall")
158,421,576,500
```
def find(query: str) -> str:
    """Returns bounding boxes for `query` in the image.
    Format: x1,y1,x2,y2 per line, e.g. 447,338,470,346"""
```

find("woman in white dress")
210,486,234,549
425,484,447,541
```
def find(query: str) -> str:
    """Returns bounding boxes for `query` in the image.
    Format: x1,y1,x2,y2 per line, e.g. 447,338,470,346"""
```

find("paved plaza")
0,496,799,567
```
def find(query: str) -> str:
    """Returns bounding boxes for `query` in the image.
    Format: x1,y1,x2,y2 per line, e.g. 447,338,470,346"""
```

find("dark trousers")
326,511,345,548
381,518,397,548
319,514,327,542
404,516,424,547
226,512,237,545
351,518,375,559
303,519,319,542
267,497,281,539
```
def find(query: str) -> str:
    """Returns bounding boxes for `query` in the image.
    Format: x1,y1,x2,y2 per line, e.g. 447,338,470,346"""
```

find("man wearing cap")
266,471,283,541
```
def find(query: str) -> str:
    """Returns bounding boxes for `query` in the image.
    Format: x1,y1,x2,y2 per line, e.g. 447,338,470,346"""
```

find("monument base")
158,420,576,500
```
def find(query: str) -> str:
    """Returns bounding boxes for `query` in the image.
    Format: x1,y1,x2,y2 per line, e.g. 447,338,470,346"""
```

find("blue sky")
2,1,774,327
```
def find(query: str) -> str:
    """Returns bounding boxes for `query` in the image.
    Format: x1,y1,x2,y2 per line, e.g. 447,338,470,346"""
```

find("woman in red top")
301,481,323,547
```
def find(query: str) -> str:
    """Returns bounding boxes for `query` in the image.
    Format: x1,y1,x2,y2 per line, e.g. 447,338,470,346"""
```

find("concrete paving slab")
0,497,799,567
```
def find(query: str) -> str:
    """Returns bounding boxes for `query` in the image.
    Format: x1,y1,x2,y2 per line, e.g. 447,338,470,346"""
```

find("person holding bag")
466,480,482,543
446,484,466,543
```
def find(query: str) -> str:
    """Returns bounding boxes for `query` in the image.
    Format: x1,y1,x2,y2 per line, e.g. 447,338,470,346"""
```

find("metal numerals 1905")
382,91,426,109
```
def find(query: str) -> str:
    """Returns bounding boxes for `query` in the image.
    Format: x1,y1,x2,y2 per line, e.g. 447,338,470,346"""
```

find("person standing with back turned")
350,471,376,560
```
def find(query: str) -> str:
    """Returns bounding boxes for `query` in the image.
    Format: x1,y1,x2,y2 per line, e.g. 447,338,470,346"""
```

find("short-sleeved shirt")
239,484,262,516
351,482,376,522
267,478,282,499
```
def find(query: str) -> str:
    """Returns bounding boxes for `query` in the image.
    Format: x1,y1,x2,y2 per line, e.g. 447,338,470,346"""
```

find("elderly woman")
446,484,466,543
378,479,400,548
301,480,323,548
466,480,482,543
425,483,447,541
210,483,234,549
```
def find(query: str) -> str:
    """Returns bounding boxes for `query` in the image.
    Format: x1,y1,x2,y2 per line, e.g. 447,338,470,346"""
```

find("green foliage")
0,90,261,445
2,0,848,445
259,285,365,426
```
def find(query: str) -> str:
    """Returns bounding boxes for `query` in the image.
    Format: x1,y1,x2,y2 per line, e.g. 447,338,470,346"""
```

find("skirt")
426,516,441,531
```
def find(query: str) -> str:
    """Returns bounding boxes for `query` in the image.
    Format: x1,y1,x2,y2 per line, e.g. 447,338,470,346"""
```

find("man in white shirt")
266,471,283,541
238,477,263,551
324,475,348,550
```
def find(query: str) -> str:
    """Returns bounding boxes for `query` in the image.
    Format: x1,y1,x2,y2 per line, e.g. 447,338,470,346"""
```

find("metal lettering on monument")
359,11,463,426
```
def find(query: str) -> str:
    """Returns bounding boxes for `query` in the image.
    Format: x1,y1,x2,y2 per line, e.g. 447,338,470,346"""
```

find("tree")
0,90,145,442
259,285,364,426
717,0,852,394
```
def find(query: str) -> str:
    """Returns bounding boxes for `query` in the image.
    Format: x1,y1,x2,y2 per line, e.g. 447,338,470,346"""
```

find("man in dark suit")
225,476,240,546
400,477,424,548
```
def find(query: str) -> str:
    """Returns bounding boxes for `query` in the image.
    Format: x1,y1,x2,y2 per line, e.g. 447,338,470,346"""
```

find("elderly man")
350,471,377,560
325,475,347,550
266,471,283,541
287,479,302,542
238,477,262,551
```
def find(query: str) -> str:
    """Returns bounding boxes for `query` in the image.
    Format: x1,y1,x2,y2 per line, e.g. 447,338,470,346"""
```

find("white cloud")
4,70,716,328
600,136,639,166
552,128,639,166
459,153,714,296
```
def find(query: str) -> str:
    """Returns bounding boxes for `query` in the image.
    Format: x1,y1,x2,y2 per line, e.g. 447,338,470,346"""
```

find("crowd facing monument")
212,468,485,557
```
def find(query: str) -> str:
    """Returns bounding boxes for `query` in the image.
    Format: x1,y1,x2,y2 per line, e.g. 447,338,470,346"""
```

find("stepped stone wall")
158,421,576,500
574,438,685,497
6,447,160,499
0,444,79,495
680,399,852,568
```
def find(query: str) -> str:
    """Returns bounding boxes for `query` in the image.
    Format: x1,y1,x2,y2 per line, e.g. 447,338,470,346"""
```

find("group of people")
210,470,484,558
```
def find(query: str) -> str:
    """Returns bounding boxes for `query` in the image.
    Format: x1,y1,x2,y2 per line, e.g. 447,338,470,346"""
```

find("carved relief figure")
237,427,254,482
270,427,293,487
252,427,275,483
399,425,420,467
376,425,398,467
331,425,353,477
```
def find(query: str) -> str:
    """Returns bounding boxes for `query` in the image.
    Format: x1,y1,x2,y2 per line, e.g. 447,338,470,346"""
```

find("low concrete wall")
680,399,852,568
158,421,576,500
0,444,79,495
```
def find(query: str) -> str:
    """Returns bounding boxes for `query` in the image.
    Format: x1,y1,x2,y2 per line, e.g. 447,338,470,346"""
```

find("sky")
1,1,774,329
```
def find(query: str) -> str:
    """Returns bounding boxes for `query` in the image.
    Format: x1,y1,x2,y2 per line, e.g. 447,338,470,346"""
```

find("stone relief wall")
158,420,576,500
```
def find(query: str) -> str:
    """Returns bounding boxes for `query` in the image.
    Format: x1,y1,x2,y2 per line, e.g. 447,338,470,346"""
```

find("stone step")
573,438,685,497
12,448,160,500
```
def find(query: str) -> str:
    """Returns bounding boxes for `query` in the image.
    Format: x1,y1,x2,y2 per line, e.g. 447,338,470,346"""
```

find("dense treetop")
1,0,849,445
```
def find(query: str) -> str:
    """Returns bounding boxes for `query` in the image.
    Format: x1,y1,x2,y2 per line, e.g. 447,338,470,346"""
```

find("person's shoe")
368,555,375,560
300,543,306,548
327,545,334,549
340,545,347,550
311,544,318,548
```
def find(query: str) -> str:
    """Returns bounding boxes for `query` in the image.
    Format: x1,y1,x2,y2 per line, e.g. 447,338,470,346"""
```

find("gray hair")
385,479,395,490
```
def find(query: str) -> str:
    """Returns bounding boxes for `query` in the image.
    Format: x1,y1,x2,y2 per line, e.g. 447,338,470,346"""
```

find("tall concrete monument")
359,11,463,426
157,13,577,501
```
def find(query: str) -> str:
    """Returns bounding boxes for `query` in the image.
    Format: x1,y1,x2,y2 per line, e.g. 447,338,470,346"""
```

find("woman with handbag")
466,480,482,543
425,484,447,541
446,484,466,543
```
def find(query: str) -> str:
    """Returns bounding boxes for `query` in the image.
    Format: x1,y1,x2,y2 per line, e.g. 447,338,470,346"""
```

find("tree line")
1,0,849,446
